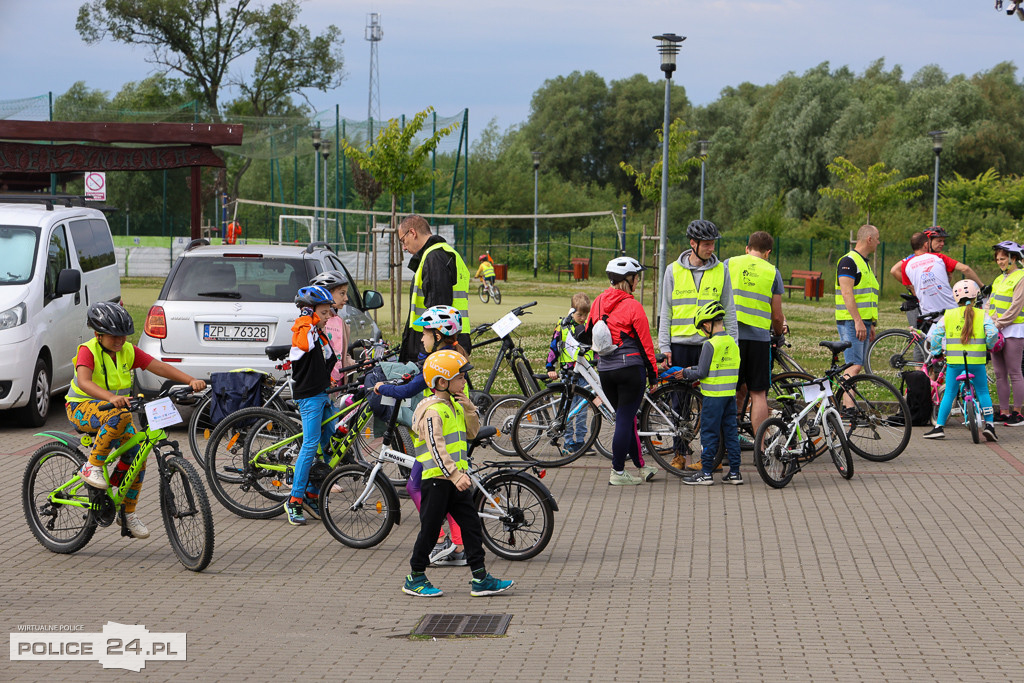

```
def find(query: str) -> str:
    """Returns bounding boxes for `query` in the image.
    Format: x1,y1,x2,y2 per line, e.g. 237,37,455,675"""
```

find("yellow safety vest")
556,321,594,365
990,269,1024,325
944,307,987,365
728,254,776,330
412,398,470,480
669,261,726,338
410,242,470,334
834,250,879,322
701,334,741,398
66,337,135,403
478,261,495,278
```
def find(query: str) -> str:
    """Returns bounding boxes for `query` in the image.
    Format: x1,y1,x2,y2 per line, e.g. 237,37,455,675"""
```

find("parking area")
4,408,1024,681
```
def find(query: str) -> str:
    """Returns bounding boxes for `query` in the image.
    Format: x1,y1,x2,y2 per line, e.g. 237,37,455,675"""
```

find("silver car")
135,241,383,395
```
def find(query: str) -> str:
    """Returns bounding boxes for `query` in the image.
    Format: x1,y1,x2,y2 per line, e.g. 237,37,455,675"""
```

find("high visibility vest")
479,261,495,278
410,242,470,334
669,261,726,337
728,254,776,330
66,337,135,403
834,250,879,322
990,269,1024,324
412,398,470,480
944,307,987,365
700,334,741,398
556,321,594,365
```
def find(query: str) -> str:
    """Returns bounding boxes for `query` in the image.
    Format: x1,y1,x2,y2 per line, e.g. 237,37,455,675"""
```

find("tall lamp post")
653,33,685,317
321,141,331,244
312,124,322,240
533,151,540,278
697,139,710,220
928,130,945,227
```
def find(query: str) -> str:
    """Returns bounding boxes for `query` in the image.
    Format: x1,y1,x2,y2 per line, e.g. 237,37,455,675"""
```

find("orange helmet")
423,350,471,390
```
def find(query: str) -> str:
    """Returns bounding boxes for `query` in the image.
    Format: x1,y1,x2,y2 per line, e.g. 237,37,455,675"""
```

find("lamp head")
532,151,540,170
928,130,946,154
312,124,322,151
653,33,686,77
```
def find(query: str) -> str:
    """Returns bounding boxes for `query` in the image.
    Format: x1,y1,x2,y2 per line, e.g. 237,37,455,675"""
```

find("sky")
1,0,1022,141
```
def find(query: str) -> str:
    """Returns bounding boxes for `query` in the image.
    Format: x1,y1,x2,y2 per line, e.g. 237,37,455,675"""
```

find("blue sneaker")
470,573,515,597
403,574,443,597
302,496,321,521
284,501,306,526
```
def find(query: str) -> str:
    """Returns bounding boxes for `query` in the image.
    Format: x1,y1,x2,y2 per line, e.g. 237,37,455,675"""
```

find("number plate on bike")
491,312,522,338
800,382,832,402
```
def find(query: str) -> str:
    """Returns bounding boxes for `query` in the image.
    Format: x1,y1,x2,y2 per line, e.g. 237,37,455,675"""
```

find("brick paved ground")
3,407,1024,681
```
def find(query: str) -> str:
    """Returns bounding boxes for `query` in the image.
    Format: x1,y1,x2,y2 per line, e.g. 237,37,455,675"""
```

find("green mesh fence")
0,94,50,121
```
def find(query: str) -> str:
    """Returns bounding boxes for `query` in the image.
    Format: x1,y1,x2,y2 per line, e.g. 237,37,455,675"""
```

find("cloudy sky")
1,0,1021,136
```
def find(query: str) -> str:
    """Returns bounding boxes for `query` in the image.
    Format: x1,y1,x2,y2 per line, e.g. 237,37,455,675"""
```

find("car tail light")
145,305,167,338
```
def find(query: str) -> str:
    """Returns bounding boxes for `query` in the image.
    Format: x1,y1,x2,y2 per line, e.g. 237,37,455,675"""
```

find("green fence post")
775,236,781,269
809,237,813,271
879,242,886,294
547,228,551,270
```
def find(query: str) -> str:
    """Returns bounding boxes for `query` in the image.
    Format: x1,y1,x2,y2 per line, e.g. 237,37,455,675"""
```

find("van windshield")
0,226,39,285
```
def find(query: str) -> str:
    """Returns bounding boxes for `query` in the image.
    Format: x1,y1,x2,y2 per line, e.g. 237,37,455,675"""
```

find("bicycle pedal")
806,425,820,437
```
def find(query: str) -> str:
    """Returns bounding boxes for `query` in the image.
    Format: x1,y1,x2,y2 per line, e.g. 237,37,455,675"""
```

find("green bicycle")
22,387,215,572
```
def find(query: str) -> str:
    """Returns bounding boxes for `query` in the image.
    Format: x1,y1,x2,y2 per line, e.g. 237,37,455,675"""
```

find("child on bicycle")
374,305,468,566
402,349,515,597
308,270,353,386
68,302,206,539
475,254,496,285
545,293,593,454
680,301,743,486
924,279,999,441
283,285,339,525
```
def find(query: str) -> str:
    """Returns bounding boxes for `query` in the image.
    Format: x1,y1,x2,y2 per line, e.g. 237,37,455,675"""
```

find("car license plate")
203,324,270,342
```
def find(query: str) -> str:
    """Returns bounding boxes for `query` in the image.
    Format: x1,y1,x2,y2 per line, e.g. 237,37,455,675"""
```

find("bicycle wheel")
354,423,413,488
639,382,722,477
483,394,526,457
834,374,912,461
22,443,97,554
769,372,827,458
187,392,289,469
319,464,400,548
512,356,541,396
511,387,599,467
492,285,502,304
772,349,807,375
476,473,554,560
204,407,300,519
160,456,215,572
753,416,796,488
866,329,927,388
595,413,614,459
824,411,854,479
478,284,489,304
966,397,980,444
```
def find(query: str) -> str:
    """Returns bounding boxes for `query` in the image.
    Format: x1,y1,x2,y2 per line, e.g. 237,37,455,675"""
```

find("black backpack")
208,371,266,423
901,370,933,427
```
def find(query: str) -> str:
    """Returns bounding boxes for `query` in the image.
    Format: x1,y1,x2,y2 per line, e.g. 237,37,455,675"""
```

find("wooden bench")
786,269,824,300
557,257,591,281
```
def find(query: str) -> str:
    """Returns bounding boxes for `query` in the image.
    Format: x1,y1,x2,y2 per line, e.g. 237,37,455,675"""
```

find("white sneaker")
429,536,456,564
80,463,108,489
124,512,150,539
639,465,659,481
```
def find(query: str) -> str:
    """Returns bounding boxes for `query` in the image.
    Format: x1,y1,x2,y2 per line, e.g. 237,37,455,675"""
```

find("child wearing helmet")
989,241,1024,426
402,350,515,598
475,254,496,284
67,302,206,539
924,279,999,441
678,301,743,485
309,270,353,386
283,285,339,526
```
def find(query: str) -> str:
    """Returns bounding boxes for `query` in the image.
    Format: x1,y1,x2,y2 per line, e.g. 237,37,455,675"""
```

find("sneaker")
682,471,714,486
993,411,1010,423
721,471,744,485
609,471,643,486
302,496,321,521
984,423,998,442
433,550,468,566
738,432,754,452
80,463,108,489
403,574,443,597
1006,412,1024,427
283,501,306,526
922,426,945,439
124,512,150,539
639,465,659,482
469,573,515,597
669,454,687,470
563,442,581,455
429,536,456,564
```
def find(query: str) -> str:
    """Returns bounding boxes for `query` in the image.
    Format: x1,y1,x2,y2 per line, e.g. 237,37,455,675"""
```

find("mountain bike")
468,301,544,412
22,387,215,572
478,277,502,304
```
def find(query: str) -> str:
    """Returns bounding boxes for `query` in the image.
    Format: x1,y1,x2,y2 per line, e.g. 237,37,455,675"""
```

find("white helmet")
605,257,646,283
952,279,980,304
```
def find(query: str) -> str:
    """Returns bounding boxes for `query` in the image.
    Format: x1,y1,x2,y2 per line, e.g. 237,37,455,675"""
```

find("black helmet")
87,302,135,336
924,226,948,239
686,219,721,242
309,269,348,289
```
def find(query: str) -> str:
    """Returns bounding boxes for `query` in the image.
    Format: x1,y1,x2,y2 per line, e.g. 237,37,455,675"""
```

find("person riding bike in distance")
475,254,496,287
68,302,206,539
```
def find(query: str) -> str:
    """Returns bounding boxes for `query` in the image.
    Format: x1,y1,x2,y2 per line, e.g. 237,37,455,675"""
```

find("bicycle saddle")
819,340,852,354
473,426,498,442
264,344,290,361
956,372,975,381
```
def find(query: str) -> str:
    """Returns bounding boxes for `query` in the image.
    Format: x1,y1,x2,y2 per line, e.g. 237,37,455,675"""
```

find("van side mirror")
55,269,81,296
362,290,384,310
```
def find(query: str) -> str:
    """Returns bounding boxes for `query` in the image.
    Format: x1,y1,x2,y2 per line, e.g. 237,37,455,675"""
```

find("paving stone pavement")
3,407,1024,681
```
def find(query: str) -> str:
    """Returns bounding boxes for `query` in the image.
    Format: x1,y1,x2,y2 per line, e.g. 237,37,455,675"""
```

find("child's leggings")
66,400,145,512
936,362,993,427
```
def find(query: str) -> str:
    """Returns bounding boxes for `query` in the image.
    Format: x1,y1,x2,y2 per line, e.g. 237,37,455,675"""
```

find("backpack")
363,361,418,432
591,315,617,356
901,370,933,427
208,370,266,423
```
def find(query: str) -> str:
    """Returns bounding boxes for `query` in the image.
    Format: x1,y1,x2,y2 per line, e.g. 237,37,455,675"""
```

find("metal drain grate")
413,614,512,637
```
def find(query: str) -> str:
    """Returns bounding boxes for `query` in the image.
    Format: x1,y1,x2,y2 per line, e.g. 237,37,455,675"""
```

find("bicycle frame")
773,381,842,461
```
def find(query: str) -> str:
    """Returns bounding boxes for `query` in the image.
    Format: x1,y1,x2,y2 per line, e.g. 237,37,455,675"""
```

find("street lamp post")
697,139,710,221
533,151,540,278
653,33,685,317
928,130,945,227
321,141,331,243
312,124,322,239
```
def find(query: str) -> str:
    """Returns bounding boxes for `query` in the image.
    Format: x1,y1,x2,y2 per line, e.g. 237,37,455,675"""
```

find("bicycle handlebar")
99,386,196,412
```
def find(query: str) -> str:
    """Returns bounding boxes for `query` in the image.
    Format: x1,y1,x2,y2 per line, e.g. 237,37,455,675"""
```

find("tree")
619,118,703,208
341,107,459,331
818,156,927,225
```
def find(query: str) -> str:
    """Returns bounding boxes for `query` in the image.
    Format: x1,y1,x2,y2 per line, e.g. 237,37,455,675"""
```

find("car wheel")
18,357,51,427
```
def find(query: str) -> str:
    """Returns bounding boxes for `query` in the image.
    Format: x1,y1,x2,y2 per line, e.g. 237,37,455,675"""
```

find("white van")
0,197,121,425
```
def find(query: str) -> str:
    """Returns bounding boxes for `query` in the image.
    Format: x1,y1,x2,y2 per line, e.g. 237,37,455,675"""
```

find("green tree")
619,118,703,207
818,156,927,225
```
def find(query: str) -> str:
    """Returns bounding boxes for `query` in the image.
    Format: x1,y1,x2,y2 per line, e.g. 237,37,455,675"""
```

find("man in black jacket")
398,215,471,362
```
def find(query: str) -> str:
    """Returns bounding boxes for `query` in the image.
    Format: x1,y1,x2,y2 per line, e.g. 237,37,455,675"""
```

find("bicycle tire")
476,473,554,561
187,392,290,469
866,329,927,388
772,348,807,375
966,397,981,444
483,394,526,457
319,464,400,548
639,382,723,477
204,406,299,518
493,285,502,304
824,411,854,479
754,416,796,488
595,414,614,459
160,456,215,572
478,284,489,304
511,386,599,467
833,374,912,461
354,422,413,488
22,443,97,554
769,371,828,458
512,356,541,396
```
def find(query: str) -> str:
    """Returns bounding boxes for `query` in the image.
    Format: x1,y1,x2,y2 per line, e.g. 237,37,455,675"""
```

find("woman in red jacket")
588,257,660,486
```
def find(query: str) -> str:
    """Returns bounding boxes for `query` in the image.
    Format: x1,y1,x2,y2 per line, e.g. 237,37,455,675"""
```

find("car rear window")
164,256,308,302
